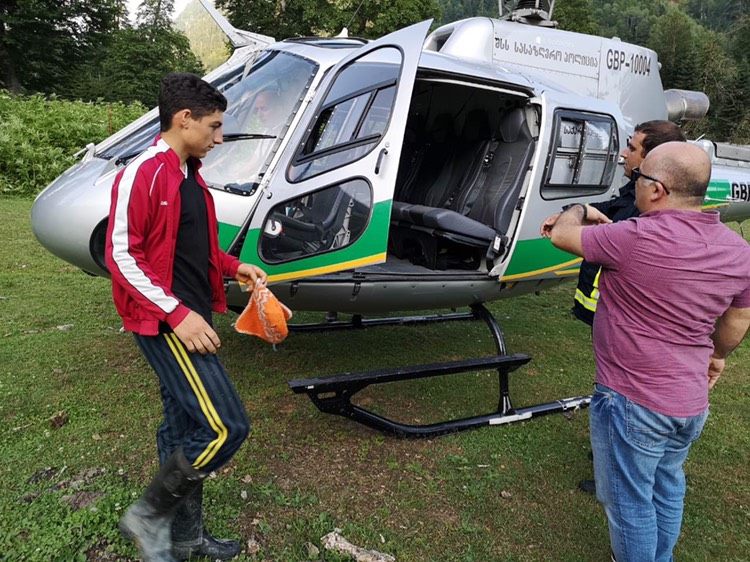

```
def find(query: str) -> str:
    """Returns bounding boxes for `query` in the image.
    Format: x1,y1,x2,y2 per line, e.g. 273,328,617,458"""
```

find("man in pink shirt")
542,142,750,561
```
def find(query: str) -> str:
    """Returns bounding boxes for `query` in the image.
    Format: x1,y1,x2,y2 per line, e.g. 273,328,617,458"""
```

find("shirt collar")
154,136,198,178
640,208,720,223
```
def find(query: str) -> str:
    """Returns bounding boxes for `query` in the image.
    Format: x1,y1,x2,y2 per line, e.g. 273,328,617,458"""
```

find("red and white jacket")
105,137,240,335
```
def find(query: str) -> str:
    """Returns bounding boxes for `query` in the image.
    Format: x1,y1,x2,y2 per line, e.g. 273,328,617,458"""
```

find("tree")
727,15,750,141
0,0,126,94
593,0,667,45
174,0,232,71
217,0,440,40
340,0,442,38
68,27,203,107
648,7,701,91
686,0,749,30
216,0,338,39
137,0,176,33
67,0,203,106
553,0,598,35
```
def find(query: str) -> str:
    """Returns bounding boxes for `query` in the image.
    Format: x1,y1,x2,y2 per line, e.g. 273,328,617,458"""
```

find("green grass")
1,197,749,561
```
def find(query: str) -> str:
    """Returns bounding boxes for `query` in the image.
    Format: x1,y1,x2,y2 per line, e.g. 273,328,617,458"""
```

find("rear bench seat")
390,108,534,269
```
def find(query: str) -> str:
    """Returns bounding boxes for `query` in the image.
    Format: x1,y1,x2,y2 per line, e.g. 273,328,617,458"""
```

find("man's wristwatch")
562,203,588,221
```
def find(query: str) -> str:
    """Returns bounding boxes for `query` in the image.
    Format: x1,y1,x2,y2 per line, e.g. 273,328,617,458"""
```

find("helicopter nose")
31,158,112,275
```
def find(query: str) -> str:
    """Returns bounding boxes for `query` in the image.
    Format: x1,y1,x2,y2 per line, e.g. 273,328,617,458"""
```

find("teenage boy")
106,72,266,562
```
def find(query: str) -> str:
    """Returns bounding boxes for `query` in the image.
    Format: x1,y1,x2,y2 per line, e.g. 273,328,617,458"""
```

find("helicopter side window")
288,47,401,183
542,111,619,200
259,179,373,264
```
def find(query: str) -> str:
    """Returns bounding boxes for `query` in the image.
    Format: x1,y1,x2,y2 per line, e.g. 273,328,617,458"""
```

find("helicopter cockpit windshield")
201,51,318,190
98,51,317,193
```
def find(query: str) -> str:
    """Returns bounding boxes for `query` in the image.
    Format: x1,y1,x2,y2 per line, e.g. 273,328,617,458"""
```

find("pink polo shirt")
581,209,750,417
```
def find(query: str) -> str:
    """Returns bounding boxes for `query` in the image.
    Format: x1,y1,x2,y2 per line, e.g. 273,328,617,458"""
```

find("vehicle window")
542,111,618,200
259,179,372,263
201,51,317,189
97,66,244,160
288,47,401,183
98,52,318,194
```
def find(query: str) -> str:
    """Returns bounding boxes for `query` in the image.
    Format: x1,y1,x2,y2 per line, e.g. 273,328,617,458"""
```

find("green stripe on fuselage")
503,238,578,278
233,199,392,276
705,179,731,204
218,223,241,251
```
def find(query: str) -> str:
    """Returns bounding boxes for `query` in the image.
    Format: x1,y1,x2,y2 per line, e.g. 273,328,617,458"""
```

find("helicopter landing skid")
288,304,592,438
287,310,476,332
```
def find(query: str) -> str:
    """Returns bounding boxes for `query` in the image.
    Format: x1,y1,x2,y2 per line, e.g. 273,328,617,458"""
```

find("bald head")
642,142,711,205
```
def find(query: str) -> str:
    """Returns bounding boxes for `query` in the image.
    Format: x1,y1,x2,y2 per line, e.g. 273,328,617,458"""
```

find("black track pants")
134,333,250,473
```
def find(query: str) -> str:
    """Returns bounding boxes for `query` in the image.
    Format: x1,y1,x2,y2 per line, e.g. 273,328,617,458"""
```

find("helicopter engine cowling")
664,89,710,122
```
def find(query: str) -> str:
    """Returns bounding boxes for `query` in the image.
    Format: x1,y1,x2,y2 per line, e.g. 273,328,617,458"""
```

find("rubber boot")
119,448,205,562
171,482,241,561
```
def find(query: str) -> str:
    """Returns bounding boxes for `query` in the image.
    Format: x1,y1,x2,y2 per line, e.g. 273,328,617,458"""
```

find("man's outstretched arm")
547,204,611,256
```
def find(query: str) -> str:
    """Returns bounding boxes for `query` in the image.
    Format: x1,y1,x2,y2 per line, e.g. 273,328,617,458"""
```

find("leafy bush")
0,91,147,198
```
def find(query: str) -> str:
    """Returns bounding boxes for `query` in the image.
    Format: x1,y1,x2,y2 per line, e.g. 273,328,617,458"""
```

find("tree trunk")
0,25,22,92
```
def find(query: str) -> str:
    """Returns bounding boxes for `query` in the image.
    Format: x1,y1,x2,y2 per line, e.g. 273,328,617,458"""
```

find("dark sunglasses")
632,167,670,195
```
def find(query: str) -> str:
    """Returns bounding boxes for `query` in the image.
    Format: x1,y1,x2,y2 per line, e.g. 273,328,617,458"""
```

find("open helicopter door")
498,92,626,287
233,20,432,284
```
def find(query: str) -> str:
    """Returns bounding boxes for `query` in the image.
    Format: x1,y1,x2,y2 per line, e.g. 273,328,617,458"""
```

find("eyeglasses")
632,167,670,195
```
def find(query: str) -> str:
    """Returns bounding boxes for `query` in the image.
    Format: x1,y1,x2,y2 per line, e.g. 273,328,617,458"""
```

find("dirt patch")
62,490,105,510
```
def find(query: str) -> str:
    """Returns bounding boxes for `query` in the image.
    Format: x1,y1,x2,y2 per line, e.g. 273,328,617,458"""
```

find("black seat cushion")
391,202,495,243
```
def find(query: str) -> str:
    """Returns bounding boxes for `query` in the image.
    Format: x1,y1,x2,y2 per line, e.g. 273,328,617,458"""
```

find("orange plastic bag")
234,280,292,344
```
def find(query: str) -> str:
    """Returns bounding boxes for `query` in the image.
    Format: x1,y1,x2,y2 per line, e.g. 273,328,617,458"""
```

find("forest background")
1,0,749,196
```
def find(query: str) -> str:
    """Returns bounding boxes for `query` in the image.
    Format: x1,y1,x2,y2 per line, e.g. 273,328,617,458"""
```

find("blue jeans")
589,383,708,562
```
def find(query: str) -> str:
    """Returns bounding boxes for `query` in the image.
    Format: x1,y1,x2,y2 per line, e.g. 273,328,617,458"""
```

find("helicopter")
31,0,750,437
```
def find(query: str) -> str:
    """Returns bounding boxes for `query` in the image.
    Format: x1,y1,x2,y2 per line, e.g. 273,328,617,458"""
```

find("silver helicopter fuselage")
31,17,750,314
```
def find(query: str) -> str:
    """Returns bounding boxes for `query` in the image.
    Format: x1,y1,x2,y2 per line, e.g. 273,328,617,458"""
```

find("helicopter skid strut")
288,304,592,438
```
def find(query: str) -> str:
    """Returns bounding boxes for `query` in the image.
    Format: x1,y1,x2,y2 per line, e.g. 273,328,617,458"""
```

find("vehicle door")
234,20,432,283
497,92,625,282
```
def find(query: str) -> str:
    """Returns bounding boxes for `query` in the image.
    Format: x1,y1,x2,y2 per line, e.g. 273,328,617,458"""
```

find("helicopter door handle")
375,148,388,175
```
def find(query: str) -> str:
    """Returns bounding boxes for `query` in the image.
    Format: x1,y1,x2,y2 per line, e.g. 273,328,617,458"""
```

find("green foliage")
437,0,497,23
136,0,176,31
592,0,667,45
554,0,598,35
0,0,127,94
686,0,749,30
217,0,335,39
0,91,146,197
217,0,441,40
1,0,202,107
346,0,443,38
67,27,204,107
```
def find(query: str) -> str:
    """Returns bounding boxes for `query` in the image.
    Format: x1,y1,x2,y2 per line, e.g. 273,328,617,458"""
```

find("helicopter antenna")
346,0,368,32
498,0,557,27
197,0,275,49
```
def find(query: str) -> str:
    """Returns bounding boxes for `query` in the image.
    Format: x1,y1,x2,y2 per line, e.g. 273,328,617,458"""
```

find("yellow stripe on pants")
163,333,228,469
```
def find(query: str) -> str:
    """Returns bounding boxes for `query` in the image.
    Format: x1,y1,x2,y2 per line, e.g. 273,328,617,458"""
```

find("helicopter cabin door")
236,21,432,283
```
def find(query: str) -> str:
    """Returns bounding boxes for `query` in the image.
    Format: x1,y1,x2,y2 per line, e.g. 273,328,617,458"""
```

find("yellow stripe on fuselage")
501,257,583,281
164,333,227,469
267,252,387,284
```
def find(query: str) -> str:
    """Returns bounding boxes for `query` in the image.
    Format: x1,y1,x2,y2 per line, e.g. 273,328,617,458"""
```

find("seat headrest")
500,108,527,143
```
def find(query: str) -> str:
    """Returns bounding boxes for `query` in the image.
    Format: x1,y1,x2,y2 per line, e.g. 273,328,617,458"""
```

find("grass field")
1,197,748,561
